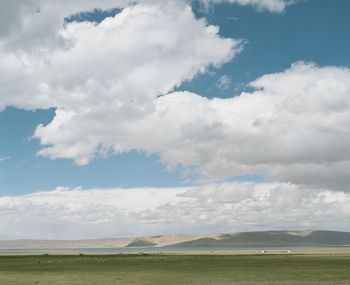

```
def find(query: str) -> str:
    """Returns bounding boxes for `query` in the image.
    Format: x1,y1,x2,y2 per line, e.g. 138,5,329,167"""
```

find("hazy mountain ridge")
1,231,349,249
172,230,350,247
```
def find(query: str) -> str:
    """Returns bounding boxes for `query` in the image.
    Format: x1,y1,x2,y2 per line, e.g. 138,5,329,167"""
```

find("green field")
0,254,350,285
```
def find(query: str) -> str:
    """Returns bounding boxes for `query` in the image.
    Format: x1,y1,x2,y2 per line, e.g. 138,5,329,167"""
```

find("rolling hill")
0,230,349,249
172,230,350,247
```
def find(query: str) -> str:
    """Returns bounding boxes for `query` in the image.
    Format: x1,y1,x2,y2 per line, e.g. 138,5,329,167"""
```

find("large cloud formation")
1,0,350,194
0,182,349,239
34,62,350,192
1,1,240,160
1,0,349,240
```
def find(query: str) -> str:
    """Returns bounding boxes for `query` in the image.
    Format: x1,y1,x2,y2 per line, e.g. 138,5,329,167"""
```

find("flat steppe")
0,253,350,285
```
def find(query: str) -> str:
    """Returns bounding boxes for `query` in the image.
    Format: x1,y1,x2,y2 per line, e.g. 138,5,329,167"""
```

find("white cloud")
0,2,241,166
199,0,295,12
0,182,348,239
0,0,136,52
0,156,10,162
2,1,240,111
33,62,350,191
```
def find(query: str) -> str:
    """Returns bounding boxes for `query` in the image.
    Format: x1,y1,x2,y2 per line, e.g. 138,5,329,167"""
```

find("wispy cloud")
216,74,232,90
0,156,10,162
199,0,295,13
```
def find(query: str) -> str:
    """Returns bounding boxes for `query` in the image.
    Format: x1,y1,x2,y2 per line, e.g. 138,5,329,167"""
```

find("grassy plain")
0,253,349,285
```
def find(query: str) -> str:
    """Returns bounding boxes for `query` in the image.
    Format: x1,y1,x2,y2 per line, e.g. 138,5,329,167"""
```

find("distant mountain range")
171,230,350,247
1,231,349,249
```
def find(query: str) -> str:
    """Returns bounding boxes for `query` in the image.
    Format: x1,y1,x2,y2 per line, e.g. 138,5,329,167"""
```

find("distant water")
1,246,349,255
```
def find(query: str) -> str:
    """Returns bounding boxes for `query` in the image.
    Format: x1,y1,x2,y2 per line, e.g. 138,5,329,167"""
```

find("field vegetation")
0,253,349,285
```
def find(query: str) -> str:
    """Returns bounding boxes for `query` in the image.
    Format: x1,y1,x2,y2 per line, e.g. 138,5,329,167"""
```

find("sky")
0,0,350,239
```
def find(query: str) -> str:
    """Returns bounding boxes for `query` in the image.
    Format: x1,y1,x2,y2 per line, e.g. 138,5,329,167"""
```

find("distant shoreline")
1,245,350,256
1,230,349,250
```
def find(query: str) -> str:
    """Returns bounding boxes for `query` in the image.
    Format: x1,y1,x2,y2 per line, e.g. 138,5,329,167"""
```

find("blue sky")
1,0,349,195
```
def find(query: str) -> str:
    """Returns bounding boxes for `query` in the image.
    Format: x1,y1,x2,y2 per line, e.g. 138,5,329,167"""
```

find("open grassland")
0,254,350,285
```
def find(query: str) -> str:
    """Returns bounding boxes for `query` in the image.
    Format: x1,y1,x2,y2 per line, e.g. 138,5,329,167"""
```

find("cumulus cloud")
0,182,349,239
1,1,239,111
33,62,350,191
0,2,241,165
